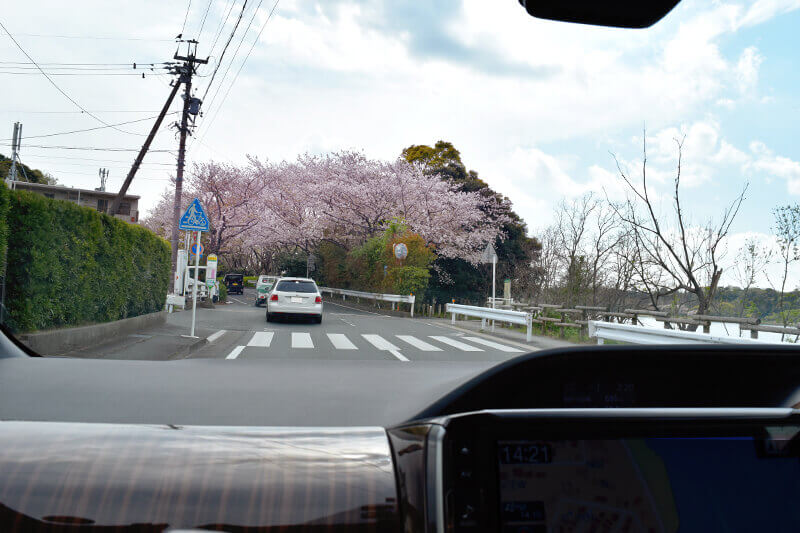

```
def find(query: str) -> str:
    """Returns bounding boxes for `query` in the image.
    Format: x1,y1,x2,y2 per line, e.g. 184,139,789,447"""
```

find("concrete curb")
20,311,167,356
169,336,209,360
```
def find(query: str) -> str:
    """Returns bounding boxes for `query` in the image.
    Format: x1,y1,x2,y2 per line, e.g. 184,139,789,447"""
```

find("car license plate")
291,297,303,303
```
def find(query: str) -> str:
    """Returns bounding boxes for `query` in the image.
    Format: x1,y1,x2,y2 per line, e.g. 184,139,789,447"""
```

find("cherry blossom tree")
143,150,509,269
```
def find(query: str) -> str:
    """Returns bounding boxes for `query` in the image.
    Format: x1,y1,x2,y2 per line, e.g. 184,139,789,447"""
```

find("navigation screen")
498,433,800,532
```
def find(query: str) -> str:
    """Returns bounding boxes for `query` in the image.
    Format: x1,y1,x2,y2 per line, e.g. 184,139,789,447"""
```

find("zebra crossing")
225,330,524,360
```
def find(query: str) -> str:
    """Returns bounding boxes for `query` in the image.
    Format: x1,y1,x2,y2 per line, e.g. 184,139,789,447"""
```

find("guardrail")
319,287,416,317
588,321,771,345
447,303,533,341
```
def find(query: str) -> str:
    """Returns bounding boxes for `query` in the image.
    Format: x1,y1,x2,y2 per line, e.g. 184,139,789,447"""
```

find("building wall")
11,184,139,224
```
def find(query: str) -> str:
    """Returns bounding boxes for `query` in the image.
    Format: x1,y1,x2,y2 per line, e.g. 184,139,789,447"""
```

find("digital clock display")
498,442,553,464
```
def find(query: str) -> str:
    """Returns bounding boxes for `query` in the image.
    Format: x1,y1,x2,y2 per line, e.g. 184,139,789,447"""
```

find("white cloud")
2,0,797,223
735,46,764,93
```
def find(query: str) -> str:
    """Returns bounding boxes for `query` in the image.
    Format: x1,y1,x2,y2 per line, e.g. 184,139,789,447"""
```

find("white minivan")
266,277,323,323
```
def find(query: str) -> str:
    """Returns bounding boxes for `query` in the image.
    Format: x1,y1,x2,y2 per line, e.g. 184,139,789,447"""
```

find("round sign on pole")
393,243,408,260
191,242,204,256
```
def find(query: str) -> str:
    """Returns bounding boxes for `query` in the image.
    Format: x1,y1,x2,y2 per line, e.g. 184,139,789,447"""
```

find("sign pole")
190,230,201,337
492,254,496,332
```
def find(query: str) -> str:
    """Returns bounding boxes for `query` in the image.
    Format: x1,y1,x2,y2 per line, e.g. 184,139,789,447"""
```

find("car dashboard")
1,345,799,532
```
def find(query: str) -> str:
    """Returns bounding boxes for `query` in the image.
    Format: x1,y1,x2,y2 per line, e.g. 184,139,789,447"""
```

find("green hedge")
4,188,171,332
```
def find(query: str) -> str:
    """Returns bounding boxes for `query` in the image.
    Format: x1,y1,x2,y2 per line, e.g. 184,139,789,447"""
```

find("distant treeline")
712,286,800,322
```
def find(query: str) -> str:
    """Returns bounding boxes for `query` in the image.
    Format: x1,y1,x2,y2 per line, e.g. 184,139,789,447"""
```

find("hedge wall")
3,187,171,332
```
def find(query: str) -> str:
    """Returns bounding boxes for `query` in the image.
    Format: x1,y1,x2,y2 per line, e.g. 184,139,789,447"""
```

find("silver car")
266,277,323,323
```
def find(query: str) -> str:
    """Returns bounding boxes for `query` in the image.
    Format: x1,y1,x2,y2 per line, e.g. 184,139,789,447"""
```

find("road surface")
162,288,534,362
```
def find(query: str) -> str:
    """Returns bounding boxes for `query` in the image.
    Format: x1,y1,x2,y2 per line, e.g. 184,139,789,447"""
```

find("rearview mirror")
518,0,681,28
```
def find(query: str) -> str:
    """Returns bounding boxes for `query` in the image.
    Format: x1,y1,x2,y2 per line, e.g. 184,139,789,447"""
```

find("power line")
0,19,147,136
11,33,174,41
0,144,173,152
181,0,193,35
197,0,280,145
0,72,171,77
27,168,172,180
0,113,179,141
0,110,165,114
209,0,236,57
0,61,169,66
19,154,176,165
197,0,215,39
193,0,261,144
200,0,249,102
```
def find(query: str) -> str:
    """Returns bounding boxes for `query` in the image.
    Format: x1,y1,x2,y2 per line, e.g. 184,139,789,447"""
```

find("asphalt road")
169,288,531,362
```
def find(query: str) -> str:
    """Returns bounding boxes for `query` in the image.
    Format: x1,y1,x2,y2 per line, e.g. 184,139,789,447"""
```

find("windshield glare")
0,1,797,361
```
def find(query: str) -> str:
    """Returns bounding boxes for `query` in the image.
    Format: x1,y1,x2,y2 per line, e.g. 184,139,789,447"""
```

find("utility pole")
5,122,21,190
169,40,207,278
97,168,108,192
108,79,181,215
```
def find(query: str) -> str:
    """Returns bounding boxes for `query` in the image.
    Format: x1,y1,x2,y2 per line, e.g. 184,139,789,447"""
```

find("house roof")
9,180,140,200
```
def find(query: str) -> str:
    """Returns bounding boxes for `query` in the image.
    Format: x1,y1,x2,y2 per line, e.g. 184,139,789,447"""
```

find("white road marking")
462,336,523,352
247,331,274,347
327,333,358,350
339,317,356,327
429,336,484,352
207,330,227,343
396,335,442,351
362,334,409,362
225,345,245,360
389,350,410,362
292,332,314,348
229,297,248,305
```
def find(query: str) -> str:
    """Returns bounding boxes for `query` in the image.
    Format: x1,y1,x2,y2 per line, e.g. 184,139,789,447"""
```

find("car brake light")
270,294,278,301
315,296,322,303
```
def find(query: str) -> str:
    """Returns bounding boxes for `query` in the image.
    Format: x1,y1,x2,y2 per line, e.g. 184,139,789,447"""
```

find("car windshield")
0,1,797,361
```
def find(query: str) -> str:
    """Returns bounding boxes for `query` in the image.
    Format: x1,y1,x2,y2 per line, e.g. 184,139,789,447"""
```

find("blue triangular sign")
178,198,210,231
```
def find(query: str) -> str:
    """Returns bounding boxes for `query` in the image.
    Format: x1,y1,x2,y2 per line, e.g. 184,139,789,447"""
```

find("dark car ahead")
223,273,244,295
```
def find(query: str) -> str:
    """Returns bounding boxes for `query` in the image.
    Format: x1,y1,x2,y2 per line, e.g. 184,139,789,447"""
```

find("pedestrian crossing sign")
179,198,210,231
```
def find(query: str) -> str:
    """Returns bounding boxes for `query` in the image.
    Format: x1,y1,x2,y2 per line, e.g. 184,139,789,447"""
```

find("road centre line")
225,345,245,360
206,330,227,343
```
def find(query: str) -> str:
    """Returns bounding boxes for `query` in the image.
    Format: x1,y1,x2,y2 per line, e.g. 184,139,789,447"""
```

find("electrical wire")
0,110,164,114
208,0,236,57
200,0,248,102
196,0,280,145
193,0,262,144
181,0,193,35
20,154,175,165
0,72,171,77
0,144,173,152
0,113,179,141
29,168,172,180
0,19,148,136
0,61,169,67
197,0,215,39
11,33,174,41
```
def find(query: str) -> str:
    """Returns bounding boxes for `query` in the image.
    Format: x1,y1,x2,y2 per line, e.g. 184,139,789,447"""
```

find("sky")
1,0,799,288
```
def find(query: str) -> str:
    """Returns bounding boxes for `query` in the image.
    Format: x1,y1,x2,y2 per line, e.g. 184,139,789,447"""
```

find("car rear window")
275,280,318,293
